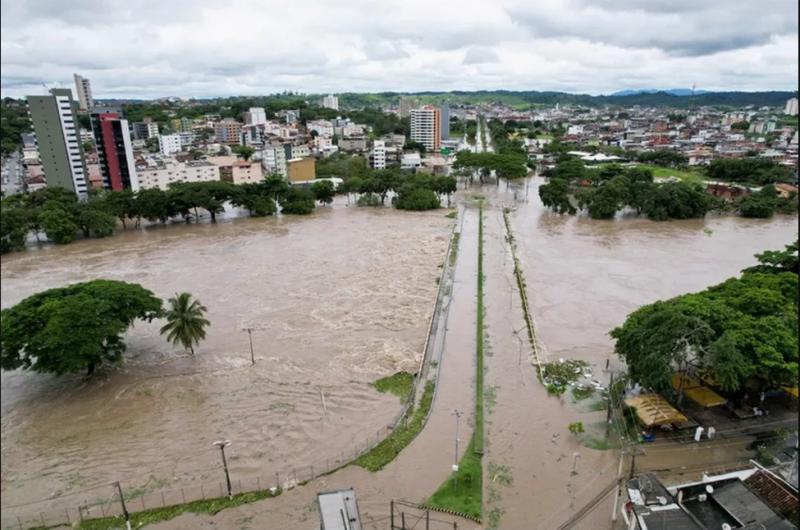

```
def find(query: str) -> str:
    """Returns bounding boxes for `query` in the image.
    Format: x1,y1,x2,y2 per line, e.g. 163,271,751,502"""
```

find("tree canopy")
539,158,716,221
705,158,793,186
611,245,798,395
1,280,163,375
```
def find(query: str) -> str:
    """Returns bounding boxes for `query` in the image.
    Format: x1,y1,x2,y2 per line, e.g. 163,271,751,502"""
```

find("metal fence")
2,216,462,530
390,500,465,530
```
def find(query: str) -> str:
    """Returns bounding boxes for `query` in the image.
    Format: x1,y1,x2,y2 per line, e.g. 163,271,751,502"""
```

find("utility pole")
213,440,233,499
452,409,462,468
606,373,615,437
114,482,132,530
245,328,254,365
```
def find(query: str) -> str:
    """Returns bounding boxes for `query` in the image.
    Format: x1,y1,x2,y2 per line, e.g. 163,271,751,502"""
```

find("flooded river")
1,178,796,528
0,203,452,519
506,177,798,369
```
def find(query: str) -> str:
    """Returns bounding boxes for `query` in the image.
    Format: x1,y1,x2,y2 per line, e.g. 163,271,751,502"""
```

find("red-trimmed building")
90,110,140,191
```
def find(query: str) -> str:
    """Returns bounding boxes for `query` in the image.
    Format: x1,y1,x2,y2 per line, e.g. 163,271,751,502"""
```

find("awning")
625,394,689,427
671,372,727,408
782,386,799,399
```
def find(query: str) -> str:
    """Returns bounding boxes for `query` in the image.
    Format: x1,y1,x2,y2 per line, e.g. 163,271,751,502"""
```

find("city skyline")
1,0,798,99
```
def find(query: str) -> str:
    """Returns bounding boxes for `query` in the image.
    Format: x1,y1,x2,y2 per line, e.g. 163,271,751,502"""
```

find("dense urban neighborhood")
1,85,798,252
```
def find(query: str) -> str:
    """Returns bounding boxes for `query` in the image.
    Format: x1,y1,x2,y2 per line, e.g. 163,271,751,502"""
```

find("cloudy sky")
1,0,797,99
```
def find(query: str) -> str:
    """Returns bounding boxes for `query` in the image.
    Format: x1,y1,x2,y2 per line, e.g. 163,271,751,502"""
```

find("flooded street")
1,177,796,529
475,177,795,529
481,205,618,529
1,203,452,522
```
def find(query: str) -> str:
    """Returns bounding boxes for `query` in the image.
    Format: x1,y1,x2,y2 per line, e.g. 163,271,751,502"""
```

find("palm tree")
160,293,210,355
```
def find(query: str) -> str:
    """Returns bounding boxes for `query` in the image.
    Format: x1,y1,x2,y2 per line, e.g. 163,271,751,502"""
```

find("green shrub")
396,187,440,211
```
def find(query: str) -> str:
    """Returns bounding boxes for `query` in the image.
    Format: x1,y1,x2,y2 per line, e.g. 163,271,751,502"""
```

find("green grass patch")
474,203,485,453
372,371,414,401
426,438,483,520
354,381,434,471
639,164,705,184
589,163,705,184
449,232,460,267
582,436,614,451
76,489,280,530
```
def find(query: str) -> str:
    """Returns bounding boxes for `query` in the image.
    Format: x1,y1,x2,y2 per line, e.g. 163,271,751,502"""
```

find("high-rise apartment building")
371,140,386,169
73,74,94,111
785,97,799,116
214,119,242,145
262,145,288,177
398,97,413,118
321,94,339,111
90,109,139,191
27,89,89,197
410,105,441,151
440,103,450,140
245,107,267,125
132,118,159,140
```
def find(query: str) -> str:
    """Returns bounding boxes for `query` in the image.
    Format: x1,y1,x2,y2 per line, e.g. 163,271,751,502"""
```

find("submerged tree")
0,280,163,375
160,292,210,356
611,263,798,395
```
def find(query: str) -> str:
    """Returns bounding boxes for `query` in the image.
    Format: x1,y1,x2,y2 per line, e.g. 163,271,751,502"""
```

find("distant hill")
610,88,709,96
339,90,796,110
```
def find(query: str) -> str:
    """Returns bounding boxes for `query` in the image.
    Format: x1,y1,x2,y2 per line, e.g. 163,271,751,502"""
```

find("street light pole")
115,481,132,530
245,328,254,365
213,440,233,499
452,409,462,467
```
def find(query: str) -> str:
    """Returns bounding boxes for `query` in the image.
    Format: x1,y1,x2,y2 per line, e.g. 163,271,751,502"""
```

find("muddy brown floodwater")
509,177,798,371
477,178,796,529
0,203,452,522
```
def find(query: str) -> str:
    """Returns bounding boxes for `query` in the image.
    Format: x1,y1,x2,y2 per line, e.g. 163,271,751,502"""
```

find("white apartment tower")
73,74,93,111
159,134,183,156
322,94,339,111
146,121,160,138
245,107,267,125
371,140,386,169
785,97,799,116
410,106,441,151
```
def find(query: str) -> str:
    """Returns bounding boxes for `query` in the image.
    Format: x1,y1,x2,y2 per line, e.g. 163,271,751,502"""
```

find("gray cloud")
0,0,797,98
463,47,500,65
507,0,797,57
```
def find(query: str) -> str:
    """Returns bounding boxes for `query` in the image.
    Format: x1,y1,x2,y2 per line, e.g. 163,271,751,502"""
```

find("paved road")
147,207,483,530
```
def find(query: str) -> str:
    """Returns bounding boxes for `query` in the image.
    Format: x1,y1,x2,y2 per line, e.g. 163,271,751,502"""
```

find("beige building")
136,160,221,190
338,137,367,152
287,157,316,183
207,156,263,184
410,105,442,151
87,163,104,189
